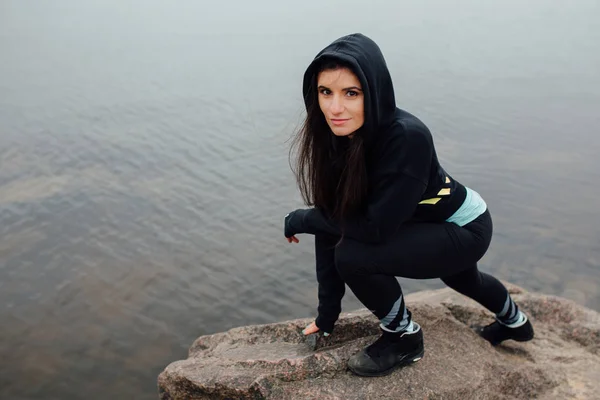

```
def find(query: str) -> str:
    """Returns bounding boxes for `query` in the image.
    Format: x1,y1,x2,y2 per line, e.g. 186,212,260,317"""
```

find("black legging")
315,210,510,329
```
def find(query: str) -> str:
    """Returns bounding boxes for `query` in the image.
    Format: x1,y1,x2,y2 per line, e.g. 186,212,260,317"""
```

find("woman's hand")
302,321,320,335
302,321,329,336
286,235,299,244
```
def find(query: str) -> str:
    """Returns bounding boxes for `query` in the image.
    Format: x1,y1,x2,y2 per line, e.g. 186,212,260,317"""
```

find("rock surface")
158,284,600,399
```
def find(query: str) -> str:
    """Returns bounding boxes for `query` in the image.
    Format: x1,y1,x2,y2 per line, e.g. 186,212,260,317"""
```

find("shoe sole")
489,333,535,346
347,349,424,377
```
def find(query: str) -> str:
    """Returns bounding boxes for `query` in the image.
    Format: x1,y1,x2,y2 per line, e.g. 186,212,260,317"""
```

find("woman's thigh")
337,215,491,280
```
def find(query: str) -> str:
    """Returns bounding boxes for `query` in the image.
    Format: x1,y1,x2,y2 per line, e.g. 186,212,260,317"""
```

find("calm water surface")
1,0,599,398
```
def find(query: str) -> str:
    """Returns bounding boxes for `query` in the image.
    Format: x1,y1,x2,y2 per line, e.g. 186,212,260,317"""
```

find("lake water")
1,0,599,398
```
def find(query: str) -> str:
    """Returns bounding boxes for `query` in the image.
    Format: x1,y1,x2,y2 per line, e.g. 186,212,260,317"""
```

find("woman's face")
317,67,365,137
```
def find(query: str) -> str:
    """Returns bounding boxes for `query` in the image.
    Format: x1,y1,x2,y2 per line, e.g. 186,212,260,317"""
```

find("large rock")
158,284,600,399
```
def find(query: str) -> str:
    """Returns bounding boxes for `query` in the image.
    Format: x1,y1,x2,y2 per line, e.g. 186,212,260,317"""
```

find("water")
1,0,599,398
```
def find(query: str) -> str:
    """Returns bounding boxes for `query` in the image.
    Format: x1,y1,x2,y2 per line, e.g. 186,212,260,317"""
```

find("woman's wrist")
315,314,336,334
284,208,313,237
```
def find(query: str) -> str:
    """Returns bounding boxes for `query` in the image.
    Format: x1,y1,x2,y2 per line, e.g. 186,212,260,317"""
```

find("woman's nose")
330,96,344,114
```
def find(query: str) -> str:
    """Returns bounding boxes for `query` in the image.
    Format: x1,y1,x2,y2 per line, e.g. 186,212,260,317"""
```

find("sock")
496,293,526,327
504,312,527,328
381,320,417,333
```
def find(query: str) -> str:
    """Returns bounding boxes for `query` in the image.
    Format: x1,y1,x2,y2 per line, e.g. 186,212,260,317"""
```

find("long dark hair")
290,60,369,224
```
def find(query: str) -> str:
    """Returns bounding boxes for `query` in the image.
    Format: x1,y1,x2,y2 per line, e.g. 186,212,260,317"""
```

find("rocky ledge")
158,284,599,399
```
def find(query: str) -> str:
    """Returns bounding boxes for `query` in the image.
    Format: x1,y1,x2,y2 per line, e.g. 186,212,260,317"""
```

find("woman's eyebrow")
317,85,363,91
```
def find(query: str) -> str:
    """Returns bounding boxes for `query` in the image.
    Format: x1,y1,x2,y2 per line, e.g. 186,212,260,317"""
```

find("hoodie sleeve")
302,126,432,243
313,234,345,334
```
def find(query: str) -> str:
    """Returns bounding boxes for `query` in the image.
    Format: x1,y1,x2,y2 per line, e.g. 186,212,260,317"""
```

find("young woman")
284,33,534,377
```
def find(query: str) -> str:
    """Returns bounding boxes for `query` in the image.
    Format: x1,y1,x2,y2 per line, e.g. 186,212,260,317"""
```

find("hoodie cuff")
284,209,311,237
315,314,337,335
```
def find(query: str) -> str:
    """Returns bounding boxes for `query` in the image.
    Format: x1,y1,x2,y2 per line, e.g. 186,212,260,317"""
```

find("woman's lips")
331,119,350,126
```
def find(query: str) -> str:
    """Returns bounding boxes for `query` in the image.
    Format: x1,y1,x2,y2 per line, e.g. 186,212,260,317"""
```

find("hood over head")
302,33,397,147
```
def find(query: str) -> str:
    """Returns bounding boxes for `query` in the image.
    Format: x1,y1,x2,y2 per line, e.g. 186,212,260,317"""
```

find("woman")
284,33,534,377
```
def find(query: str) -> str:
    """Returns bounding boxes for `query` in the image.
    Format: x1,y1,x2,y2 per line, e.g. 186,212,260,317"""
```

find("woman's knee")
334,239,373,280
441,265,482,291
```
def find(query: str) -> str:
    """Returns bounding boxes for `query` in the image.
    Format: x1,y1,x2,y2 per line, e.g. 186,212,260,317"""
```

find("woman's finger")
302,321,320,335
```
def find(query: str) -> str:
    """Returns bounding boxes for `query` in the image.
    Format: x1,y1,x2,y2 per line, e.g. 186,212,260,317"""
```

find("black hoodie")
286,33,468,244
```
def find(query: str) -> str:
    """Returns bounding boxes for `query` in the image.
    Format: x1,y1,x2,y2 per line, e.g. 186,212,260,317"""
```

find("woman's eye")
346,90,359,97
319,89,331,95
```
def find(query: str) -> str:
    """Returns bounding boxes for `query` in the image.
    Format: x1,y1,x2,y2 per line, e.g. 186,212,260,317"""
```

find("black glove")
284,209,311,238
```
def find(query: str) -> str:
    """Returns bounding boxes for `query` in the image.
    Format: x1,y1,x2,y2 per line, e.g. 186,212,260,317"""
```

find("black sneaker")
476,316,534,346
347,323,424,377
